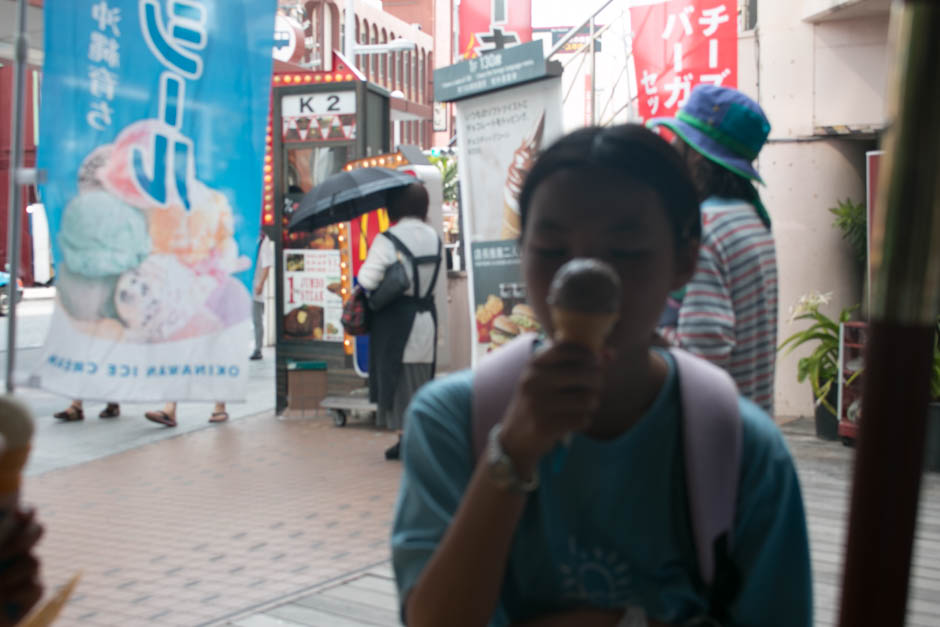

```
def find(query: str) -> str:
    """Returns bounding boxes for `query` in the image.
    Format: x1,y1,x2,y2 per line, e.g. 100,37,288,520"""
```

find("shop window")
381,29,388,87
739,0,757,31
418,49,425,103
285,146,350,195
372,25,379,80
412,50,419,101
362,19,370,78
427,55,434,105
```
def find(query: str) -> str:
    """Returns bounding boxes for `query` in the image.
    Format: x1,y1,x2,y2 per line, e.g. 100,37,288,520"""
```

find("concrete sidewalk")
22,286,56,300
20,345,280,476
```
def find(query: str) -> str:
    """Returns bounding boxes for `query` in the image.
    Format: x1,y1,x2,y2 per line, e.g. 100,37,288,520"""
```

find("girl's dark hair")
387,182,429,222
518,124,702,245
675,140,759,206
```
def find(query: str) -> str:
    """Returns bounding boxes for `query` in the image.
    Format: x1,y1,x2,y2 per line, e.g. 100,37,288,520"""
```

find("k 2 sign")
631,0,737,120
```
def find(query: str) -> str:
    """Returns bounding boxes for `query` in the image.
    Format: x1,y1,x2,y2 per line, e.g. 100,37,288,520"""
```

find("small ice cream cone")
551,308,619,354
546,258,622,355
19,572,82,627
0,395,35,543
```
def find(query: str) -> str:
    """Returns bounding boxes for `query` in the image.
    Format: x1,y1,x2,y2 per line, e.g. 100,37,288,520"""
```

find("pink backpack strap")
471,333,539,459
670,347,742,586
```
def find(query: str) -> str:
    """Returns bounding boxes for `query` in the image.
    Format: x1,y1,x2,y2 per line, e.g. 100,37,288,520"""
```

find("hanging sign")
35,0,277,402
630,0,737,120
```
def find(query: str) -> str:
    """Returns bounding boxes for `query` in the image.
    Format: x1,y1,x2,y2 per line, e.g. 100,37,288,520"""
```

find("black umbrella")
288,167,418,232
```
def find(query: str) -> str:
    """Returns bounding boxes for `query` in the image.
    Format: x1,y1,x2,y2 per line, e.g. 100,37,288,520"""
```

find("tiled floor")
224,563,399,627
27,410,940,627
226,418,940,627
27,413,401,626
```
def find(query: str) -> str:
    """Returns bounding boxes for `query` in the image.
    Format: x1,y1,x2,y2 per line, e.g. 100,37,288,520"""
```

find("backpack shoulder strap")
421,237,443,297
381,230,415,261
471,333,539,459
670,347,742,587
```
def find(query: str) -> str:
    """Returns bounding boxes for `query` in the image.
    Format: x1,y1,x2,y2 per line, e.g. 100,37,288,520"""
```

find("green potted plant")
778,292,859,440
829,197,867,268
429,154,458,205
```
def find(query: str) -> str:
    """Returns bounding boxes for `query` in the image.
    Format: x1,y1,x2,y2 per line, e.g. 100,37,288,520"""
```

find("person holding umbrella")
357,182,442,460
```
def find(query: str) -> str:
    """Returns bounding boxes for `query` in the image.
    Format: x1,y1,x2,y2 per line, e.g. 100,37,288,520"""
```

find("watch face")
488,451,515,486
486,431,515,488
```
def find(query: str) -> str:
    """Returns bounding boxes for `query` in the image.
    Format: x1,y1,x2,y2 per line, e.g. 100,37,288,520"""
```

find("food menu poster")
283,250,343,342
471,240,541,359
454,78,563,242
454,77,562,365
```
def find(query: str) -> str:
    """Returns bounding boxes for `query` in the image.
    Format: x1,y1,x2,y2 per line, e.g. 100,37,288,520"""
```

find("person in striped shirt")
650,85,778,415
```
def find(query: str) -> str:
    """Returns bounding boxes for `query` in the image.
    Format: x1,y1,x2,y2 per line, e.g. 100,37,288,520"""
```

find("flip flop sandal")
53,407,84,422
145,411,177,427
209,411,229,423
99,403,120,419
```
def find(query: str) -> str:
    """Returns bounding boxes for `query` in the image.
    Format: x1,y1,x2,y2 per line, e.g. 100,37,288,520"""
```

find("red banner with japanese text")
459,0,532,59
630,0,737,120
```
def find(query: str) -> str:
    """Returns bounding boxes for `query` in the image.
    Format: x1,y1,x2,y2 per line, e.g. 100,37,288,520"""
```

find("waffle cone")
0,395,35,449
0,445,30,494
19,572,82,627
551,308,618,353
501,199,521,239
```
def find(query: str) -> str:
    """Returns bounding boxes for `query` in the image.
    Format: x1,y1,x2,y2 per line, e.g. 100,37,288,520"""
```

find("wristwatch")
485,424,539,493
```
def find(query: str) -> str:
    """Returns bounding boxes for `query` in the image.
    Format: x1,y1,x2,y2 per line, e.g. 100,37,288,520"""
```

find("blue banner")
36,0,276,402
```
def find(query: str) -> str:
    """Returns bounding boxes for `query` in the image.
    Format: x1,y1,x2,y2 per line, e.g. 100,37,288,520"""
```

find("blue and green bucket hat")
647,84,771,184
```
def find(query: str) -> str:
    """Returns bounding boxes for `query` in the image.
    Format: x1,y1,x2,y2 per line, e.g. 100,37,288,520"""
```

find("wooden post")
839,3,940,625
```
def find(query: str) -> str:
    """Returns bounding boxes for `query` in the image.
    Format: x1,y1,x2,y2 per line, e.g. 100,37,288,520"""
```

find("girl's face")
522,169,697,355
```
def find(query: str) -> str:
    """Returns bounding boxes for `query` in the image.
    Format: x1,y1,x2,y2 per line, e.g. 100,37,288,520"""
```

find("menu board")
282,249,343,342
471,240,541,359
454,76,562,363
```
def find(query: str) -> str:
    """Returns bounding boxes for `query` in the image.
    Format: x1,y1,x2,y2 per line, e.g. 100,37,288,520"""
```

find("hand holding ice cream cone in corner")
0,396,46,627
0,396,34,541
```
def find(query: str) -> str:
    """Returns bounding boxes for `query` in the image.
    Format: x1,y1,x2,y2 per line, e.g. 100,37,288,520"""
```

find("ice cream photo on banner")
55,120,252,343
502,112,545,239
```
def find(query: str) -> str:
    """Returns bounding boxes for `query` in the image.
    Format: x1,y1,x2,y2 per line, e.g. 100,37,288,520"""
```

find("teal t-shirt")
391,351,813,626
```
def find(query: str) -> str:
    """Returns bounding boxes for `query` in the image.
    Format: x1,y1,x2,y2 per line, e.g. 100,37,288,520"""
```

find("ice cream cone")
0,445,31,496
0,395,35,542
501,112,546,239
0,395,33,492
19,572,82,627
551,308,619,354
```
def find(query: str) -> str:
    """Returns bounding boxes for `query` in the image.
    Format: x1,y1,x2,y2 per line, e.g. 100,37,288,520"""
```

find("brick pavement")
25,412,401,626
25,410,940,627
226,418,940,627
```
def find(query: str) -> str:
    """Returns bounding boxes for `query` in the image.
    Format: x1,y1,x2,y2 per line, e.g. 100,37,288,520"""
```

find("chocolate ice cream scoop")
547,258,622,314
547,259,621,353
